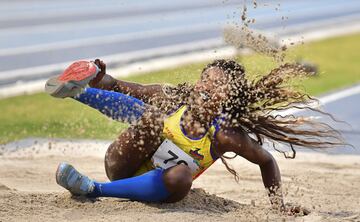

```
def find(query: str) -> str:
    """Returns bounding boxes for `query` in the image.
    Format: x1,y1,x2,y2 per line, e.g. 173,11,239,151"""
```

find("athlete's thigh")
104,119,163,181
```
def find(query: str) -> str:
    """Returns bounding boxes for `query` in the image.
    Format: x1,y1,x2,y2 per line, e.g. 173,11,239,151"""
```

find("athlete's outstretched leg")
56,162,192,203
91,164,192,202
74,87,146,123
45,61,147,123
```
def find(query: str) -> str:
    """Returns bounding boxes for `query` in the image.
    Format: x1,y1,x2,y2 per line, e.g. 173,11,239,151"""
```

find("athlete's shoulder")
214,127,250,152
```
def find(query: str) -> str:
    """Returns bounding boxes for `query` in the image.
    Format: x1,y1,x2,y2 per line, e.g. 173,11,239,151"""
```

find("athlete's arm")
217,128,284,208
89,59,165,103
217,128,308,215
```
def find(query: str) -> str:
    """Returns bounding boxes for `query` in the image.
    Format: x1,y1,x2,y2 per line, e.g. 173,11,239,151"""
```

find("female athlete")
45,59,343,214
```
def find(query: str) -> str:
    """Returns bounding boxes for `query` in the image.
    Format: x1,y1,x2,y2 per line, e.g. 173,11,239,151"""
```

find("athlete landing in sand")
46,59,343,215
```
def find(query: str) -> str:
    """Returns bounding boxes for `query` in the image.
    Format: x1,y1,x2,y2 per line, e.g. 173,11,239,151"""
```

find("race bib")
151,139,199,174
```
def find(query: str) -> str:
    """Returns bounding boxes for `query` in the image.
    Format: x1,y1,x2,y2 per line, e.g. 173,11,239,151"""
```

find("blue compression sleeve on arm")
74,88,146,123
89,168,170,202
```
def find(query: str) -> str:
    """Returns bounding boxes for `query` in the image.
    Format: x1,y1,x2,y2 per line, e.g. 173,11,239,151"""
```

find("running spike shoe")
45,61,100,98
56,162,95,196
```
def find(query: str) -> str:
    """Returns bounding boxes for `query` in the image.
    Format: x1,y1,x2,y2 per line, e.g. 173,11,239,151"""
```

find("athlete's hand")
89,59,106,88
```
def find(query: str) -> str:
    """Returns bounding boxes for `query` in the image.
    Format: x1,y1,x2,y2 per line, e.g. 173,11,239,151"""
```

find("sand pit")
0,139,359,221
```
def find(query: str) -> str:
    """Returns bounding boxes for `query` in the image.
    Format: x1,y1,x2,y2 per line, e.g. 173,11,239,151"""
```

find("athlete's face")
193,67,230,115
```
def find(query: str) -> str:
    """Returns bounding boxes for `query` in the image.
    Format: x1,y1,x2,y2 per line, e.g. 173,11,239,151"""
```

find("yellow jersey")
134,105,219,179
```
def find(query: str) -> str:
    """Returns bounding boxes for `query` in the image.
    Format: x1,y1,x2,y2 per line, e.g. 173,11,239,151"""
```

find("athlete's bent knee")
104,141,129,181
163,164,192,203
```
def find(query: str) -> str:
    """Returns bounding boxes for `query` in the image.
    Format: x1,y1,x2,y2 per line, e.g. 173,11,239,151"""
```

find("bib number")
151,139,199,174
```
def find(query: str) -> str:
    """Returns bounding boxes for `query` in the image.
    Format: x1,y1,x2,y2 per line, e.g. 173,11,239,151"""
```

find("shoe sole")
45,61,99,98
56,162,73,189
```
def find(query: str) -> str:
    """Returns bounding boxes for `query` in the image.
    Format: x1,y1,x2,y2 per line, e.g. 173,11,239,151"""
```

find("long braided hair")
156,59,345,181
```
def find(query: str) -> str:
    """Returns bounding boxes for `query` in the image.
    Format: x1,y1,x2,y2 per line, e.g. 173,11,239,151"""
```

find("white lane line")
320,85,360,105
0,5,136,20
0,6,232,35
0,22,218,57
0,38,224,82
272,14,360,37
0,0,223,21
279,19,360,45
0,0,352,22
275,84,360,117
0,23,220,57
225,15,360,49
0,0,215,18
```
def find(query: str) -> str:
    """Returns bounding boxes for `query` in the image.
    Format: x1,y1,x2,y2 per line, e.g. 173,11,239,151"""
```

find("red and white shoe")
45,61,100,98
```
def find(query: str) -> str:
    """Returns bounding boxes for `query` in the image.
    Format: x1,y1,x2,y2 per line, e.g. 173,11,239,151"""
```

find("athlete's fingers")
94,59,106,74
88,59,107,87
100,61,106,72
94,59,105,70
94,59,101,67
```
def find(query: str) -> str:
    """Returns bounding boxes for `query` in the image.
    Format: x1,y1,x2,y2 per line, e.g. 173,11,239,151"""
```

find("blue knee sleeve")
90,168,170,202
74,88,146,123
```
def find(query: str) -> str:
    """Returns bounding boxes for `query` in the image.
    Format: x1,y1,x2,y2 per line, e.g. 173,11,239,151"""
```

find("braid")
157,59,346,181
